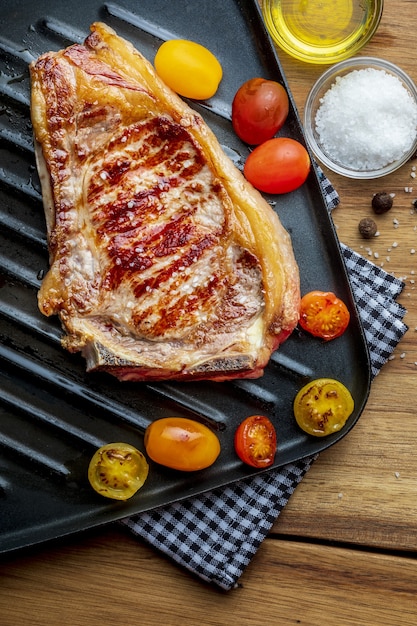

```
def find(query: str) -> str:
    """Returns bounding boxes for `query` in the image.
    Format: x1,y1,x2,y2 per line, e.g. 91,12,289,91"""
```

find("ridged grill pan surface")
0,0,371,554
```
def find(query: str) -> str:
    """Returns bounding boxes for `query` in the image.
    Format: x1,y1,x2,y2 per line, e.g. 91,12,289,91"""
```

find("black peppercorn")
372,192,393,214
359,217,377,239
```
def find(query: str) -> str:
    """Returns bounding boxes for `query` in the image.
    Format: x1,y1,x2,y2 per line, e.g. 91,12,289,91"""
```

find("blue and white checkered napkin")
121,171,408,590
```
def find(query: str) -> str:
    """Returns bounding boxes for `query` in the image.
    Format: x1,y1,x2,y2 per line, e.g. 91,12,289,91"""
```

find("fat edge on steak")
29,22,300,382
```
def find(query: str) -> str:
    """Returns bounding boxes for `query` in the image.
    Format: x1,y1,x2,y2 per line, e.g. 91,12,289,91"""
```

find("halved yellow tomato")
293,378,354,437
88,443,149,500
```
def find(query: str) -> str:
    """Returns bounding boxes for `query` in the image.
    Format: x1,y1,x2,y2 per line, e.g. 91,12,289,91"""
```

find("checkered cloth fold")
121,170,408,590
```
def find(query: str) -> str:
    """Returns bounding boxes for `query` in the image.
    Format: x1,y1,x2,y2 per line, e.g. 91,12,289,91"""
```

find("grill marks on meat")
87,115,240,342
30,22,300,381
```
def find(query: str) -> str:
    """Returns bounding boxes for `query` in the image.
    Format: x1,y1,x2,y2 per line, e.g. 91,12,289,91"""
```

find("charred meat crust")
30,22,300,382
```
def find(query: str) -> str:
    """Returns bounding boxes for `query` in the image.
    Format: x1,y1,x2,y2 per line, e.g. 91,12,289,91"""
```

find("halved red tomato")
243,137,310,194
234,415,277,468
299,290,350,341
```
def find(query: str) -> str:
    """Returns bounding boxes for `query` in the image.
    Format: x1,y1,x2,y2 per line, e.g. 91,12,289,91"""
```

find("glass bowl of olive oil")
262,0,384,64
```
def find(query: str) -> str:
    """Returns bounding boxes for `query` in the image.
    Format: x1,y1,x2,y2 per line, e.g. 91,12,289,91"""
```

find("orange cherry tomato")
299,290,350,341
234,415,277,468
232,77,289,145
154,39,222,100
243,137,310,194
144,417,221,471
294,378,354,437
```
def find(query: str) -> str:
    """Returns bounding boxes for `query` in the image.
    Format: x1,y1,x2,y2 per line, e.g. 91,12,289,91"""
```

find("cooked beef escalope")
30,22,300,382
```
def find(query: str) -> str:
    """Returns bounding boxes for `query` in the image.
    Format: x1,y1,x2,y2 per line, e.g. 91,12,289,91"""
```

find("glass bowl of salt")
304,57,417,178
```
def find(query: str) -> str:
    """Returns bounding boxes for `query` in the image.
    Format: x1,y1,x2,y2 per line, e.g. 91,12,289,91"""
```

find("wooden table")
1,2,416,623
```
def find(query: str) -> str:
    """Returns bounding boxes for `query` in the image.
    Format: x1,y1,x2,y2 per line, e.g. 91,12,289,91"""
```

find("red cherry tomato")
234,415,277,468
244,137,310,194
299,291,350,341
232,77,289,145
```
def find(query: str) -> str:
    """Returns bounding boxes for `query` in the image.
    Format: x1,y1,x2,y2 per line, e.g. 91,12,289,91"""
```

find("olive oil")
263,0,383,64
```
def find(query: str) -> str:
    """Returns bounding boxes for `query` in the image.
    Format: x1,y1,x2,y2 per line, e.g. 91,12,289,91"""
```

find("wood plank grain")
1,530,416,625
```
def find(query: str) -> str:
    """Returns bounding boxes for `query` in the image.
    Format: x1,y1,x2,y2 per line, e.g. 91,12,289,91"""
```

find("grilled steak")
30,22,300,382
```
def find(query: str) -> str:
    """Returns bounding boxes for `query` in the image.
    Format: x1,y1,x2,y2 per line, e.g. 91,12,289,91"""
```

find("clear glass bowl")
303,57,417,179
262,0,384,65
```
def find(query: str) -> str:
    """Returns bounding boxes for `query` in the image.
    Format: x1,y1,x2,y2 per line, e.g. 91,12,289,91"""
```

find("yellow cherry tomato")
88,443,149,500
293,378,354,437
154,39,222,100
144,417,221,471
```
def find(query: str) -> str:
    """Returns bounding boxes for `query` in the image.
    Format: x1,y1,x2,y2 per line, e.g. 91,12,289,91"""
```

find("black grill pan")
0,0,371,554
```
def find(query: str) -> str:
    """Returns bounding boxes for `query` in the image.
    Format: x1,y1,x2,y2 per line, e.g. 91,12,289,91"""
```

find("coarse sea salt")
315,68,417,170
